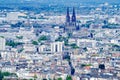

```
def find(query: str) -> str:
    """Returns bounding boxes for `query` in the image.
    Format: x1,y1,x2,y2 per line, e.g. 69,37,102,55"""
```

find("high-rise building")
51,42,64,53
0,37,5,50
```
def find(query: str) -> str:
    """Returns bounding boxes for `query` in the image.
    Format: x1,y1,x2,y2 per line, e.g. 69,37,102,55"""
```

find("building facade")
0,37,5,50
51,42,64,53
65,7,77,33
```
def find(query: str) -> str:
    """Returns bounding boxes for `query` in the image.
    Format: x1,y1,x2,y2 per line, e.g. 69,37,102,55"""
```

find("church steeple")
66,7,70,23
65,7,77,33
72,7,76,22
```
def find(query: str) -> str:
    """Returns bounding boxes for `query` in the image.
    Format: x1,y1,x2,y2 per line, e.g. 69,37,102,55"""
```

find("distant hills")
0,0,120,4
0,0,120,14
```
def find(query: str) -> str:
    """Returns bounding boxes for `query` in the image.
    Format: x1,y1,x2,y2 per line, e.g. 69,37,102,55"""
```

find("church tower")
65,7,77,33
66,7,70,26
71,7,76,26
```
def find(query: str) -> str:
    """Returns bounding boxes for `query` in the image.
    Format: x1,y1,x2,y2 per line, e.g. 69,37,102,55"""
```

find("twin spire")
66,7,76,23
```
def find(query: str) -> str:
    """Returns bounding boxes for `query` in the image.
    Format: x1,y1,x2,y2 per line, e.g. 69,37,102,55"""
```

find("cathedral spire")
72,7,76,22
66,7,70,23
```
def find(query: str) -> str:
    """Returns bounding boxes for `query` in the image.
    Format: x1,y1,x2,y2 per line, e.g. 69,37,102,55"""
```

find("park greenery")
55,36,79,49
38,35,48,42
66,75,72,80
1,75,73,80
32,40,38,45
57,77,62,80
55,36,66,42
40,75,72,80
0,71,17,80
112,44,120,51
6,40,23,47
55,36,69,46
0,36,4,38
81,64,92,68
70,43,79,49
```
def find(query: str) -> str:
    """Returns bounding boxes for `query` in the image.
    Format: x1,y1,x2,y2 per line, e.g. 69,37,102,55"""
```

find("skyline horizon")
1,0,120,4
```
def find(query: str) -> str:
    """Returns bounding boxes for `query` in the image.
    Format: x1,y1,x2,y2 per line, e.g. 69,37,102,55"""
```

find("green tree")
55,36,65,42
32,41,38,45
6,40,23,48
0,71,17,80
38,36,48,42
64,39,69,46
2,72,11,76
0,36,4,38
0,71,3,79
70,43,79,49
81,64,92,68
66,75,72,80
57,77,62,80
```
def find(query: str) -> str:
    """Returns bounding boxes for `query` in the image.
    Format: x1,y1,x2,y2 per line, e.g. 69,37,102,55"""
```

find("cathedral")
65,7,77,33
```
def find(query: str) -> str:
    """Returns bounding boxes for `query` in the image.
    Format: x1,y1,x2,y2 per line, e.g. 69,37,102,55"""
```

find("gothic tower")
71,7,76,26
65,7,77,33
66,7,70,26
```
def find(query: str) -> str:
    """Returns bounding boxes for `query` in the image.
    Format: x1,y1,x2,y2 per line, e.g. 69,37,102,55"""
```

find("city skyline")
0,0,120,80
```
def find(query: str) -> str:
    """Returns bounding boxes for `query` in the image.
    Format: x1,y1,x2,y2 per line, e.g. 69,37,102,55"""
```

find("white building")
108,17,120,24
6,12,26,24
2,66,16,73
68,38,76,44
39,45,51,53
0,51,18,61
23,44,36,52
16,69,34,79
51,42,64,53
0,37,5,50
77,39,96,48
39,45,46,52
